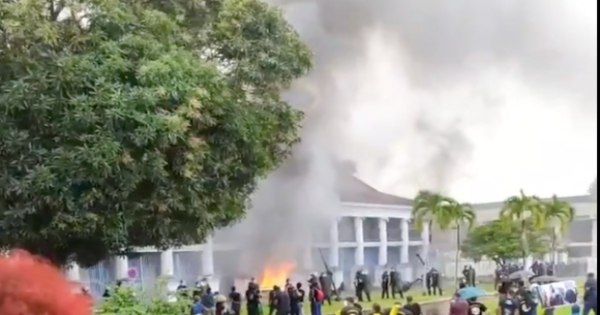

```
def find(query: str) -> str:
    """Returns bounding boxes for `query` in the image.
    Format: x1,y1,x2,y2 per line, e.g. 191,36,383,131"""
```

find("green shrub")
97,282,192,315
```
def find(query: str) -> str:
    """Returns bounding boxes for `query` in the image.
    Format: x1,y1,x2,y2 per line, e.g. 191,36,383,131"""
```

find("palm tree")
542,195,575,271
499,189,546,267
444,201,477,284
411,191,476,283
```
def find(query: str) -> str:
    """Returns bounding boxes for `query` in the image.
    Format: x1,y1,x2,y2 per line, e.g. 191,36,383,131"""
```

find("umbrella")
457,287,487,300
509,270,535,280
531,275,559,283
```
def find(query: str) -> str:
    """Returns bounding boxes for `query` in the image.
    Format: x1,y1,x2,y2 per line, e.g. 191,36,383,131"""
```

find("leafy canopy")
460,219,550,265
0,0,311,266
500,189,546,229
411,190,476,231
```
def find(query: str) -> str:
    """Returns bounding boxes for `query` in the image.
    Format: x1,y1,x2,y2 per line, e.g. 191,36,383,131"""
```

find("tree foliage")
460,219,550,265
542,195,575,254
411,190,476,230
0,0,311,266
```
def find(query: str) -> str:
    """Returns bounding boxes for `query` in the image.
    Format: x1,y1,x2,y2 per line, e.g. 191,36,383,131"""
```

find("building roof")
336,161,412,206
472,194,595,210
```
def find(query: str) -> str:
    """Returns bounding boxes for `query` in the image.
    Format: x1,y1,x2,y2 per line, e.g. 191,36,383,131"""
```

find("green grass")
250,281,584,315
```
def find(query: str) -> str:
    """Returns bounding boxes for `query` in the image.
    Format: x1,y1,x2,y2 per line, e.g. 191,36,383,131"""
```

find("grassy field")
247,281,584,315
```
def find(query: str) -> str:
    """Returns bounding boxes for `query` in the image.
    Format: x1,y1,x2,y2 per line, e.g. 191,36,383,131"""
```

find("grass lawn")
270,281,584,315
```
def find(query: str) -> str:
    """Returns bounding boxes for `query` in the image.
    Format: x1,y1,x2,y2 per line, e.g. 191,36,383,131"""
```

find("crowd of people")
180,271,429,315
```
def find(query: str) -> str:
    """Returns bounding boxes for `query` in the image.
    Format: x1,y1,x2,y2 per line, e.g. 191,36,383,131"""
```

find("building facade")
67,174,430,297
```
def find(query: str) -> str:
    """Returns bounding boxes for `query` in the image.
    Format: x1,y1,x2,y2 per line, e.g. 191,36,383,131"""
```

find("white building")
70,172,431,296
472,195,597,259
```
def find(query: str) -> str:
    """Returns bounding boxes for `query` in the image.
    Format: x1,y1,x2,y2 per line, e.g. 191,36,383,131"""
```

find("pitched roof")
336,161,412,206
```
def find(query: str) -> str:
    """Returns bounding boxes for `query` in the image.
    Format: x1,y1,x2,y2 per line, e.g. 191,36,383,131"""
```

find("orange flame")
259,262,296,290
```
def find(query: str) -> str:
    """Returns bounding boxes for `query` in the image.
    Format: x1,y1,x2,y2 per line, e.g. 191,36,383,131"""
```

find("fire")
259,262,296,290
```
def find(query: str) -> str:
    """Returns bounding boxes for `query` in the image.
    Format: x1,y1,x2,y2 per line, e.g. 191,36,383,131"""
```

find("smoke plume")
214,0,597,275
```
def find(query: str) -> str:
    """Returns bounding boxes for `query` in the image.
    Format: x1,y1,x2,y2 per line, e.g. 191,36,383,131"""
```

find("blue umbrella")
457,287,487,300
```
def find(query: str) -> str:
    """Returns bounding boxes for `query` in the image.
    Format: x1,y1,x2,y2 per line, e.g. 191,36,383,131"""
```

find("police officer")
389,268,401,299
426,269,443,296
381,270,390,299
354,270,371,302
318,272,333,305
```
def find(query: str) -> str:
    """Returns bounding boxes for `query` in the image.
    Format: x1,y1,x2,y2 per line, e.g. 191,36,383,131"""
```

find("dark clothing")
381,272,390,299
426,271,443,296
246,289,261,315
275,291,291,315
498,298,517,315
229,292,241,315
404,302,422,315
297,289,306,302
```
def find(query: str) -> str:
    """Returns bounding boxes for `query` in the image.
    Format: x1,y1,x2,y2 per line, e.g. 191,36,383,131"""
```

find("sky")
277,0,598,204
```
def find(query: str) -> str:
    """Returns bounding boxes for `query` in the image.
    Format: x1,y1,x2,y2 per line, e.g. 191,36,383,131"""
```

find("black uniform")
245,285,261,315
426,269,443,296
318,273,333,305
381,271,390,299
389,269,404,299
354,271,371,302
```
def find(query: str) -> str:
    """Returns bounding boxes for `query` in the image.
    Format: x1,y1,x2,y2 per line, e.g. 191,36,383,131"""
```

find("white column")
420,221,430,258
160,249,174,277
329,218,342,286
420,222,430,289
202,237,214,276
354,217,365,266
329,218,340,268
65,262,81,281
592,219,597,257
401,219,410,280
378,218,388,266
114,255,129,280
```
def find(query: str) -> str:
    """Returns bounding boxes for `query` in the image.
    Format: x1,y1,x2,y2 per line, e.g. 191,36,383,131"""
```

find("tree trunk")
551,228,557,275
521,219,528,268
454,225,461,285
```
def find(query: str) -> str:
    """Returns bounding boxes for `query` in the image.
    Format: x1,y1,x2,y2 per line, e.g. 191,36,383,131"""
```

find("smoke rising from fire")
214,0,597,275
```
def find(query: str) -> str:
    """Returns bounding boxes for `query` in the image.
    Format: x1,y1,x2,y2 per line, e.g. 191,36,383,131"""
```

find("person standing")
268,286,280,315
381,271,390,299
191,295,204,315
403,296,422,315
296,283,306,315
229,286,242,315
390,268,401,299
309,283,324,315
246,283,261,315
354,270,365,301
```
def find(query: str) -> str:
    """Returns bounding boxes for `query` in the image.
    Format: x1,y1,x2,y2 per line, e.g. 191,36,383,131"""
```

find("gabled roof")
336,161,412,206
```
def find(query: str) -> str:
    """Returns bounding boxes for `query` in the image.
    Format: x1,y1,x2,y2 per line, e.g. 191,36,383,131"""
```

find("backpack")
314,288,325,302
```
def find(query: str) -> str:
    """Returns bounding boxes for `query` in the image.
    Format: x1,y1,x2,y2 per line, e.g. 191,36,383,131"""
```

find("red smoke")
0,250,93,315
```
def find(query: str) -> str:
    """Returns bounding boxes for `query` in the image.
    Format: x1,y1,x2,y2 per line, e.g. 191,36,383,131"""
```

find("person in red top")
450,293,469,315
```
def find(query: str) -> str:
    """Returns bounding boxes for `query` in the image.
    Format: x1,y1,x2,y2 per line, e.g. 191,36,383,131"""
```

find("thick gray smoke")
214,0,597,275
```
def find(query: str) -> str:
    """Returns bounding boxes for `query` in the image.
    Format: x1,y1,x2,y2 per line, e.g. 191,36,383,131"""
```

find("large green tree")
542,195,575,263
0,0,311,266
411,191,476,281
460,219,550,266
499,189,545,265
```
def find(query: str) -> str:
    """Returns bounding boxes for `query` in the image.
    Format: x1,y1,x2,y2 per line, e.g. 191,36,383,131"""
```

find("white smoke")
215,0,597,275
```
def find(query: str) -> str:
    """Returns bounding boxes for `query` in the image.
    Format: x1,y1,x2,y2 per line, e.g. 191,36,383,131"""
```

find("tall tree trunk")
521,219,529,268
454,225,461,285
551,228,557,275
